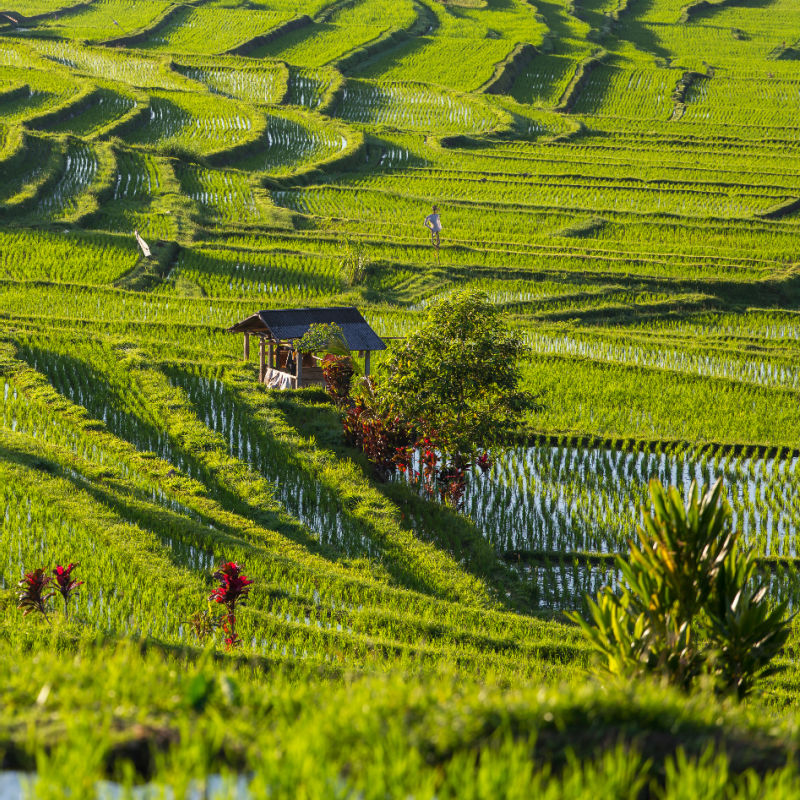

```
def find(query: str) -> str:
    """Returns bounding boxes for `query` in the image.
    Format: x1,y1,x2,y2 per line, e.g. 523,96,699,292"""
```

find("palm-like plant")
568,478,793,698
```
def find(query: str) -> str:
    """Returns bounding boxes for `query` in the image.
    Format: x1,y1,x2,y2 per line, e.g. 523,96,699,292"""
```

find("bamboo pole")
243,333,250,361
295,345,302,388
259,336,266,382
364,350,371,377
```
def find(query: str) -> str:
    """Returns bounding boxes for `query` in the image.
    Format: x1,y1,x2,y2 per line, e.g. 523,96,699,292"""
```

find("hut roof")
228,307,386,351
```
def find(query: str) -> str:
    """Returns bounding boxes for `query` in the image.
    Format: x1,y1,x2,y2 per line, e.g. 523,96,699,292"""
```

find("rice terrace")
4,0,800,794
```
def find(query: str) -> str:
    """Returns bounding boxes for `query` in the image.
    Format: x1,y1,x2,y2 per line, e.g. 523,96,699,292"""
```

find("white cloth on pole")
134,230,152,258
264,368,293,390
424,213,442,233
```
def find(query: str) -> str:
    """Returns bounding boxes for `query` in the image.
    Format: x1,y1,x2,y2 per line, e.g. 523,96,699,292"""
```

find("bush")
321,354,355,406
567,478,792,699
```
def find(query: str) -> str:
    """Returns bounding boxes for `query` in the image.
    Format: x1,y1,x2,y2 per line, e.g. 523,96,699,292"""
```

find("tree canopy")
378,291,532,459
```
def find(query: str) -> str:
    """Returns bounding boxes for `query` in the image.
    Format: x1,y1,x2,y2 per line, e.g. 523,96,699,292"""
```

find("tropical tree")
344,291,535,505
379,290,534,463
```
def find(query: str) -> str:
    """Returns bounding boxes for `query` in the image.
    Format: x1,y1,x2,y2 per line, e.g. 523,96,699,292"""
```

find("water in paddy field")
460,444,800,557
285,71,327,109
514,558,800,612
516,560,620,611
394,443,800,609
0,773,252,799
37,141,97,219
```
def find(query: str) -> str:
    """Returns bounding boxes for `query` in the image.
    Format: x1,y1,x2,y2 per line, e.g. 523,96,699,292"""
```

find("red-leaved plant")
18,569,56,620
321,354,355,407
342,398,416,482
53,563,83,620
476,452,492,474
209,562,253,650
341,396,494,508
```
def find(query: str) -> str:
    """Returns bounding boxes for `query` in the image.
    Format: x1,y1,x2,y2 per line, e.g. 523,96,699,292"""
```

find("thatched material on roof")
228,307,386,351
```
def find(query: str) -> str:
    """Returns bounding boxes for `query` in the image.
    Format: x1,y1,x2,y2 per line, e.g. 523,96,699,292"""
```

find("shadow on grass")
167,365,517,606
270,390,534,614
13,346,328,558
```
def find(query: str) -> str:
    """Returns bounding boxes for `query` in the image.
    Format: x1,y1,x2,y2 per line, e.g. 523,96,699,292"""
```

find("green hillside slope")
3,0,800,794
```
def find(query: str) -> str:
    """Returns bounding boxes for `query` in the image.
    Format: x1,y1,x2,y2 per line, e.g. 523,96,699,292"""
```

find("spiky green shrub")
568,478,792,699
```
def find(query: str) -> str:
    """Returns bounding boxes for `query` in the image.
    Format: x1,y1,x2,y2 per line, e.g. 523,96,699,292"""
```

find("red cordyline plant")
342,399,414,481
53,563,83,620
209,562,253,650
341,395,495,509
322,354,355,407
401,431,493,509
18,568,56,620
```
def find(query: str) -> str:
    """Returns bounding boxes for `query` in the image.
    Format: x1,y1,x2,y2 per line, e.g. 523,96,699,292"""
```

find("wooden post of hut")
364,350,371,377
243,332,250,361
258,336,266,382
294,342,302,388
268,340,274,371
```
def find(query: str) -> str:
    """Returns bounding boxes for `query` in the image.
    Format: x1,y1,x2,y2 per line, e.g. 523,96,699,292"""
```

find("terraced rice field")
137,4,295,55
4,0,800,792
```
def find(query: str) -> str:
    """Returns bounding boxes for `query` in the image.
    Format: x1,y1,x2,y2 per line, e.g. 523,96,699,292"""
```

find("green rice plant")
249,0,416,65
161,245,342,300
28,39,188,90
34,139,97,218
511,54,582,106
174,58,289,105
679,75,800,129
30,83,140,138
336,79,501,134
110,147,160,200
227,107,349,175
570,65,685,119
33,0,173,42
525,327,800,392
1,0,87,14
0,40,30,67
125,89,264,158
0,228,139,283
356,35,515,92
285,65,340,109
355,0,548,91
538,349,800,442
0,63,78,123
138,3,294,54
85,148,189,241
0,133,56,206
175,163,270,225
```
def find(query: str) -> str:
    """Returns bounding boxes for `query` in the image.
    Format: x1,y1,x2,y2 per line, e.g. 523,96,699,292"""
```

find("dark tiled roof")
228,306,386,351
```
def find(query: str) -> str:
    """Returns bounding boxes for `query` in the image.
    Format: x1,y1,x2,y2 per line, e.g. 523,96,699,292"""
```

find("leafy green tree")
297,323,350,357
377,291,534,465
567,478,792,699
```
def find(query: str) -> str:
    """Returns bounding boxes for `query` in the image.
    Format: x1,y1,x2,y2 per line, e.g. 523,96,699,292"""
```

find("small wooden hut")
228,306,386,389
